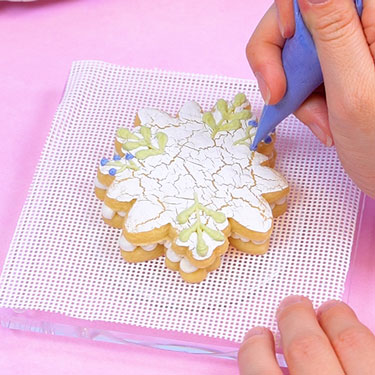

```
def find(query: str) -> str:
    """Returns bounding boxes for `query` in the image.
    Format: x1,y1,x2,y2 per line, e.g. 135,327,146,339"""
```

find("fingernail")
243,326,267,341
276,295,305,318
317,300,341,316
308,123,332,147
278,18,286,38
325,135,333,147
307,0,329,4
255,72,271,105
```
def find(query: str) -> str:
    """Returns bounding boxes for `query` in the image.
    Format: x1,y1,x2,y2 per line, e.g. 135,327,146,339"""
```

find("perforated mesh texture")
0,61,360,343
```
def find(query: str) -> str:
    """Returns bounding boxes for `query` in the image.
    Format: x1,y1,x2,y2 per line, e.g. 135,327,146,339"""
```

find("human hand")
246,0,375,197
238,296,375,374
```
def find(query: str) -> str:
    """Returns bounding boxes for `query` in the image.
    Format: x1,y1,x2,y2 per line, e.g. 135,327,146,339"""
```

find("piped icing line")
99,153,140,178
203,94,252,139
99,94,289,266
116,126,168,160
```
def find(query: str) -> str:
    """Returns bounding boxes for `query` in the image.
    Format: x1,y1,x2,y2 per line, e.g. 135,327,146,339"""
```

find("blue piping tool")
251,0,363,150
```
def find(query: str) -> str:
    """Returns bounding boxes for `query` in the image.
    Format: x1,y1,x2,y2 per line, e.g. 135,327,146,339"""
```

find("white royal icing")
117,211,126,217
180,257,198,274
100,96,288,263
102,204,115,220
119,235,136,252
166,248,183,263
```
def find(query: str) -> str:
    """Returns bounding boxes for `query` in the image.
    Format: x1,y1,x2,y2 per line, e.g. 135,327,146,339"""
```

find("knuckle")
313,8,357,44
332,327,370,353
286,334,327,362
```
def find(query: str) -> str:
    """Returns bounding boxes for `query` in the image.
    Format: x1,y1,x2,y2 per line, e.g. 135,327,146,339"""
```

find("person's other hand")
238,296,375,374
246,0,375,197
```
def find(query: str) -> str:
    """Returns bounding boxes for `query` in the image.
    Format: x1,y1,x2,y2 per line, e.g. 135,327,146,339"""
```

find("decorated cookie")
95,94,289,283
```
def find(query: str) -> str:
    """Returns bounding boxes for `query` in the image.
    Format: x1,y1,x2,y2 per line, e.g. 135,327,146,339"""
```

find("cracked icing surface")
98,96,288,262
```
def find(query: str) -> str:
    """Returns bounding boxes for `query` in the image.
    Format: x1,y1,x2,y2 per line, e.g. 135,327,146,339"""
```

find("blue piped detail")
125,153,135,160
113,155,121,161
264,135,272,144
109,168,117,176
248,120,258,127
100,158,109,166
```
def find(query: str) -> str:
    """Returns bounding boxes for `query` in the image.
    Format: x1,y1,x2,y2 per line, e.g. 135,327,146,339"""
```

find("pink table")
0,1,373,373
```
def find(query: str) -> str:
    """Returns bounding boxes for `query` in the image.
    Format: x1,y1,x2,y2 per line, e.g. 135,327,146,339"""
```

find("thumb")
297,0,375,111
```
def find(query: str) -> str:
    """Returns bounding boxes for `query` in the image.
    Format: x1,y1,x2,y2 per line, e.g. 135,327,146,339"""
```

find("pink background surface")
0,0,373,374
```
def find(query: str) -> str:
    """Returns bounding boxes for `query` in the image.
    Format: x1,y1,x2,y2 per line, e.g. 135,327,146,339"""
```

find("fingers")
277,296,344,375
293,91,333,146
246,4,287,105
297,0,375,115
317,300,375,375
275,0,295,38
238,327,283,375
362,0,375,59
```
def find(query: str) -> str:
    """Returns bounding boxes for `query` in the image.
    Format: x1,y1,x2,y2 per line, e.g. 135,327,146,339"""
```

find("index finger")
277,296,344,375
246,4,287,105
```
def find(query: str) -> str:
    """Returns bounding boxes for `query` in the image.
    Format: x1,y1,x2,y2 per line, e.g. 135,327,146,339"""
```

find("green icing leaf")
233,93,247,107
177,203,197,224
201,225,225,241
231,110,251,121
216,99,228,116
135,149,160,160
219,119,242,132
117,128,139,140
202,207,226,223
156,132,168,151
202,112,216,130
140,126,151,143
106,158,140,173
179,223,198,242
196,229,208,256
123,141,142,151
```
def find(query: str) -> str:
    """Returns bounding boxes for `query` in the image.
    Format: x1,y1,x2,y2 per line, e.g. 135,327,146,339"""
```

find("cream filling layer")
102,204,115,220
102,205,127,219
95,177,108,190
166,248,183,263
230,233,267,245
179,257,198,274
119,236,159,252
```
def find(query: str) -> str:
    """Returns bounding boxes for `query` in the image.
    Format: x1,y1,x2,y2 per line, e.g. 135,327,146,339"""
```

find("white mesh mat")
0,61,361,343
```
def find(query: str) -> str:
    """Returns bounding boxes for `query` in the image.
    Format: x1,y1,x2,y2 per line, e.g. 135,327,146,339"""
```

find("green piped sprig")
116,126,168,160
177,194,226,257
202,93,252,139
233,125,255,146
101,154,139,176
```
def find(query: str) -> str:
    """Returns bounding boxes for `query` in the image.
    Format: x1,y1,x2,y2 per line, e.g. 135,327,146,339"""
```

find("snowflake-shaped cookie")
95,94,289,283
